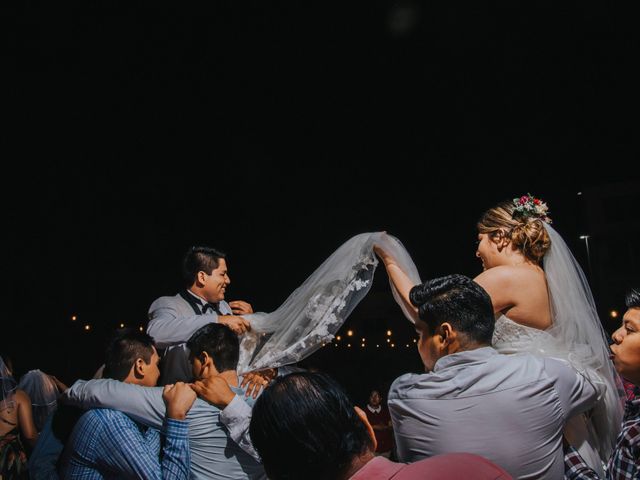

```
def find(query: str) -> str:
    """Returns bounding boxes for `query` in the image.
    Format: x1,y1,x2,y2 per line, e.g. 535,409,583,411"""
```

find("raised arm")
373,239,419,323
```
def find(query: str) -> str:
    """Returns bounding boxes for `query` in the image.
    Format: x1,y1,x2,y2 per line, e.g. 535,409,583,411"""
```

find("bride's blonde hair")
477,200,551,264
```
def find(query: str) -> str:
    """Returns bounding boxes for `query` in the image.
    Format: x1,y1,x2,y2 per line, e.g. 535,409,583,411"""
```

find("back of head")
477,195,552,264
186,323,239,372
249,372,373,480
182,246,226,287
410,274,495,345
626,287,640,309
103,328,156,381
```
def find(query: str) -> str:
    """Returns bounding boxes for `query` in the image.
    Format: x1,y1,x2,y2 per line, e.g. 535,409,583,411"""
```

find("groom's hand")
229,300,254,315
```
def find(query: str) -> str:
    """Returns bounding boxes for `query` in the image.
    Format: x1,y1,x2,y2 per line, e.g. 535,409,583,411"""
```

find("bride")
373,194,624,475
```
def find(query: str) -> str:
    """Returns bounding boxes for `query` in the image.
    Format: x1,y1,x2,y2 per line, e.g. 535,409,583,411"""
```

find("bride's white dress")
493,315,605,476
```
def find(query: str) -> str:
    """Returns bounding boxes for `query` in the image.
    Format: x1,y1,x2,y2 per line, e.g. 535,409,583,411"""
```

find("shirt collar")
187,289,207,305
367,404,381,414
432,346,497,373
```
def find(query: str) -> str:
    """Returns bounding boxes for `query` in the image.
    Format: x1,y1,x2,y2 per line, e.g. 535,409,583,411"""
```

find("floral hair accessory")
512,193,552,223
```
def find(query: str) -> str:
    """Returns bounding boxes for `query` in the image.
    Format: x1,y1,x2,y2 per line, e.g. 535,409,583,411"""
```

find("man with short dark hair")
148,245,253,384
59,329,196,479
388,274,601,479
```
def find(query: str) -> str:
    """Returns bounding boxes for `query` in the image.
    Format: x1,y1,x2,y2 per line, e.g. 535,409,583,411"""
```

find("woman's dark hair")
249,372,373,480
182,246,226,287
410,274,495,345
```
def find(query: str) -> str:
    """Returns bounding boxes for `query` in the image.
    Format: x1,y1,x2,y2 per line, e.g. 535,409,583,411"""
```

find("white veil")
17,369,60,431
237,232,420,373
543,223,625,460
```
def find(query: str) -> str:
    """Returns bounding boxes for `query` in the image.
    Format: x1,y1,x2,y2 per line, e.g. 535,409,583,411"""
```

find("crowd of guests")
2,195,640,479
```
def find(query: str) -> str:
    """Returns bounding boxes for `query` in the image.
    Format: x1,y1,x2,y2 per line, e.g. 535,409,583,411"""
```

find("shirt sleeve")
92,412,190,480
159,418,191,480
147,298,218,347
63,379,166,430
543,357,600,421
219,394,260,462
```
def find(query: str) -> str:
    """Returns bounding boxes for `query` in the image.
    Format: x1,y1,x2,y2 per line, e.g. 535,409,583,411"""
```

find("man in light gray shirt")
63,323,266,480
387,274,601,480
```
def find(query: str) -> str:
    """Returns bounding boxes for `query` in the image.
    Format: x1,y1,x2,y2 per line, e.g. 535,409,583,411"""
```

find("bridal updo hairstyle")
477,200,551,265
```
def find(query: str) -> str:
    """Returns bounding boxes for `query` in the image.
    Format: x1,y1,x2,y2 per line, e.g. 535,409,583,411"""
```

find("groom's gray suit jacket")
147,291,232,385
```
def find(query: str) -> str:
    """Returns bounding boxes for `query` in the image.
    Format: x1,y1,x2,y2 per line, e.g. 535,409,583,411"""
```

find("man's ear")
355,406,377,452
195,270,208,287
200,351,218,377
133,357,146,379
439,323,457,349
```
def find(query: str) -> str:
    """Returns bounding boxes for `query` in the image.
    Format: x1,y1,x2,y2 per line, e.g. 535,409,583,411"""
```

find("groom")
388,274,601,479
147,245,252,384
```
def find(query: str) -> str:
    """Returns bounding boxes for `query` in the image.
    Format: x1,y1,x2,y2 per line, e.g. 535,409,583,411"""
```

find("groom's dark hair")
182,246,226,286
410,274,495,345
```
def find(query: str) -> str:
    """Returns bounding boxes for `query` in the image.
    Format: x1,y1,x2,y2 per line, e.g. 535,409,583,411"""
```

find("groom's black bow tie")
201,302,221,315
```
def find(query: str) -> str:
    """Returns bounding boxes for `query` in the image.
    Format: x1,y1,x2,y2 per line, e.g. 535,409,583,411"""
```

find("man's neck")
187,288,207,303
213,370,239,388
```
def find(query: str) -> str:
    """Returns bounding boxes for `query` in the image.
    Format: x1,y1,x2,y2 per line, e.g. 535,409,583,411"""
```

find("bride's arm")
374,244,419,323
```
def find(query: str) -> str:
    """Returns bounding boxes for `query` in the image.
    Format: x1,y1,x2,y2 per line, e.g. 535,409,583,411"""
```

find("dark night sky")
2,2,638,396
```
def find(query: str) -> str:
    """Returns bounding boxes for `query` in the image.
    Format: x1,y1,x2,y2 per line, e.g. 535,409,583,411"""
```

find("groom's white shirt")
389,347,600,480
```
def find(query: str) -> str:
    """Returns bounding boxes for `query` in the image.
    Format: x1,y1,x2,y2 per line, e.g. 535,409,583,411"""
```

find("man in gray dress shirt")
388,274,601,480
148,245,252,384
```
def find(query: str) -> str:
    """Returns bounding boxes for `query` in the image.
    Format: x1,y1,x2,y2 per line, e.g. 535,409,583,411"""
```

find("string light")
361,343,365,348
336,336,342,341
386,338,390,343
84,325,90,331
139,326,144,332
71,315,77,321
347,343,351,348
119,323,125,328
391,343,395,348
347,330,354,337
387,330,392,336
610,310,619,318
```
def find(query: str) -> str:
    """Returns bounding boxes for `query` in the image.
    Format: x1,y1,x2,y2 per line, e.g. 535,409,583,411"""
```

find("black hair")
625,287,640,309
182,246,226,287
103,328,156,381
409,274,495,345
186,323,239,373
249,372,373,480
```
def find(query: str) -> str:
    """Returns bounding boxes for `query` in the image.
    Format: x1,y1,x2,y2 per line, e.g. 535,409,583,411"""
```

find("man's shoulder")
149,293,186,310
80,408,135,424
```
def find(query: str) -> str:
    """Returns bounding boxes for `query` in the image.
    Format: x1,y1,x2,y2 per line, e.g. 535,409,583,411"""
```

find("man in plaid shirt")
60,329,196,479
565,287,640,479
